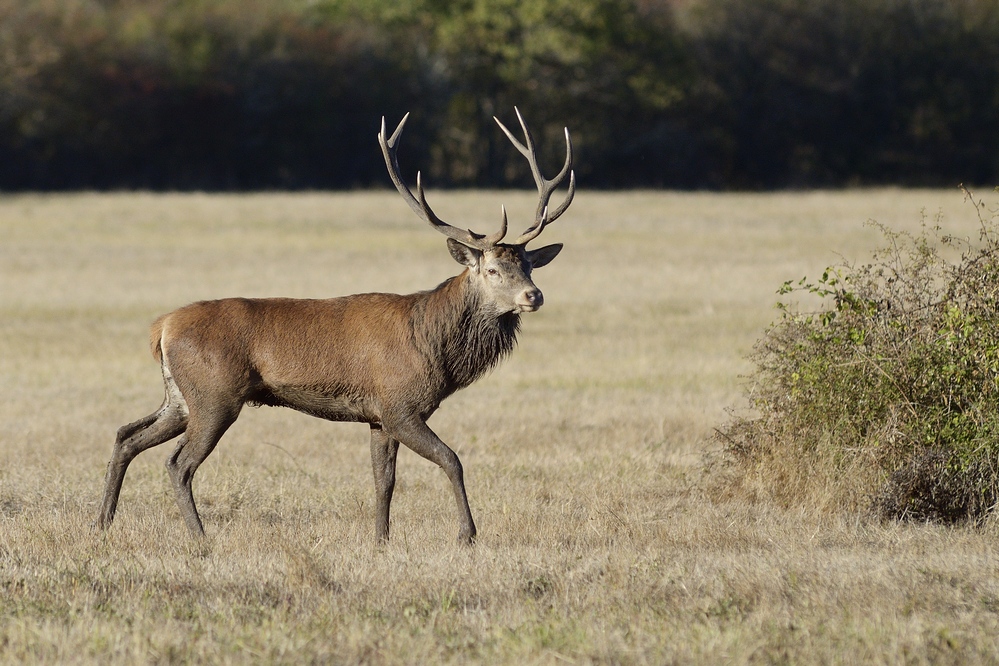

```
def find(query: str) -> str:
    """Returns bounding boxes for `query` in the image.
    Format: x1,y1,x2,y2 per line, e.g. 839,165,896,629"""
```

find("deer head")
378,108,574,314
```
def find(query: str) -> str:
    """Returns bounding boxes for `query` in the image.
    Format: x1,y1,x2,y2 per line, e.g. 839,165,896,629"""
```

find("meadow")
1,189,997,663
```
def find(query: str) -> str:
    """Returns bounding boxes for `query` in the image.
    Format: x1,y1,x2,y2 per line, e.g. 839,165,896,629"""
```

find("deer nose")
521,288,544,309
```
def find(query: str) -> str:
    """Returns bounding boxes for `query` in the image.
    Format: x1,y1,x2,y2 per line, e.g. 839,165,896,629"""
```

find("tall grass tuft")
720,187,999,523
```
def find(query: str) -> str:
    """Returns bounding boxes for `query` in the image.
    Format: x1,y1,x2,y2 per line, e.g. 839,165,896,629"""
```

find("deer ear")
447,238,482,268
526,243,562,269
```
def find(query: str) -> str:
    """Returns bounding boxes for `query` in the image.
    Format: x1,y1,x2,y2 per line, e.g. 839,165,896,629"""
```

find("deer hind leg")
370,425,400,543
165,402,240,539
384,416,476,546
96,366,189,531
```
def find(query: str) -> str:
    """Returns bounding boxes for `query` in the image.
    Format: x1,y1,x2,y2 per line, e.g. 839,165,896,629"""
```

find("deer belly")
247,383,374,423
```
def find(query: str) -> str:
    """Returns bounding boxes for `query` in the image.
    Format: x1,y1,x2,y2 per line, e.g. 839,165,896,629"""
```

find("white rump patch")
160,332,190,418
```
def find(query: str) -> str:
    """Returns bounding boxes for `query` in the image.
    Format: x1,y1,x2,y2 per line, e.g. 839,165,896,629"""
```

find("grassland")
1,189,997,664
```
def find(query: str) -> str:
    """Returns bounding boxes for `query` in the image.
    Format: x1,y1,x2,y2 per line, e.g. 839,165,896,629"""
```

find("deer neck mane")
414,272,521,391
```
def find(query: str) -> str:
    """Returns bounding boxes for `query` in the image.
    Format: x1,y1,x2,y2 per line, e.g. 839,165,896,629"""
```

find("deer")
95,109,574,545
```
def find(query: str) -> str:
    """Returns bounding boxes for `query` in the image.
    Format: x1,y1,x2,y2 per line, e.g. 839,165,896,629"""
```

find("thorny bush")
720,187,999,523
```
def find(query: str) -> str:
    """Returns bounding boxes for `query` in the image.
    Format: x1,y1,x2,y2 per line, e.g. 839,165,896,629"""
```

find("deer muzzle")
517,288,544,312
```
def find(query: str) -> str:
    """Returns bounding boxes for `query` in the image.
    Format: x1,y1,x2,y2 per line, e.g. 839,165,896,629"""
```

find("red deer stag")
95,109,574,544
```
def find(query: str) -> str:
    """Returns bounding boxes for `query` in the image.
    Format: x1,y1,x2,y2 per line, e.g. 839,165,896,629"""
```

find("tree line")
1,0,997,190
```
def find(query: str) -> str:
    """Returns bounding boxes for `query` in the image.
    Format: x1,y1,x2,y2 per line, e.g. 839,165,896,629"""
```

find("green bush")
720,188,999,523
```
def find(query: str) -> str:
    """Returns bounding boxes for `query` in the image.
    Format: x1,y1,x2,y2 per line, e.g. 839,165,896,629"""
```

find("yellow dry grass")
1,189,997,663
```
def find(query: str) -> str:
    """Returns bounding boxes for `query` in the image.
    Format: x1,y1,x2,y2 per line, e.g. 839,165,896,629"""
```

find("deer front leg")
384,415,476,545
369,425,400,543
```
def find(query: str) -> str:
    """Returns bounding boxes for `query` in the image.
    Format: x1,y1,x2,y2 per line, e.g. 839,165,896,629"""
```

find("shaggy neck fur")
414,273,521,393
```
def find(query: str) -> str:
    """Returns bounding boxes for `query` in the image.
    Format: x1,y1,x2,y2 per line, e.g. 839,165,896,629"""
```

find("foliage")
1,0,999,189
689,0,999,187
720,188,999,522
411,0,691,187
0,0,428,188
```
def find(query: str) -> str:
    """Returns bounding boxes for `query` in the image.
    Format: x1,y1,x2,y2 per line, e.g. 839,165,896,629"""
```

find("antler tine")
488,205,509,247
494,108,543,193
379,114,505,250
378,114,423,219
514,163,577,245
415,172,464,240
494,108,575,246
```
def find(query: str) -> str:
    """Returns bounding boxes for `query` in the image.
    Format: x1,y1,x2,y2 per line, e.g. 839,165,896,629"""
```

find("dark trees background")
1,0,997,190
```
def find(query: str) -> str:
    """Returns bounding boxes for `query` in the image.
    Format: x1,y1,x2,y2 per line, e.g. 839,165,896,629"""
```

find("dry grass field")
1,189,998,664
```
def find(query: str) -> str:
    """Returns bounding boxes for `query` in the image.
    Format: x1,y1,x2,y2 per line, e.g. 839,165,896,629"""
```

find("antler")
493,107,575,246
378,114,507,250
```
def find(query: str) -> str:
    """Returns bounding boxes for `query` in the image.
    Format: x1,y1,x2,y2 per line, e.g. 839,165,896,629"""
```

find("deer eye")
486,268,498,276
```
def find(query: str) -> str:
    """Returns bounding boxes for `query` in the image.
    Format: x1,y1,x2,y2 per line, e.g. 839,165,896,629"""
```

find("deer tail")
149,314,168,364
